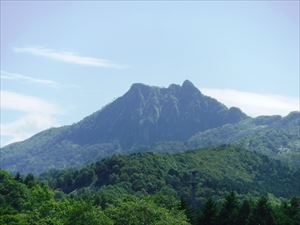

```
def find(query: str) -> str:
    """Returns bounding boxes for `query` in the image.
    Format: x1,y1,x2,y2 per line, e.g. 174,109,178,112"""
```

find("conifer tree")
198,198,217,225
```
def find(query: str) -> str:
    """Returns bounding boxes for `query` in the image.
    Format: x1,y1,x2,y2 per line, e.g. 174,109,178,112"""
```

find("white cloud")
1,90,58,114
14,46,126,68
1,90,59,146
1,114,57,145
1,70,58,87
201,88,299,117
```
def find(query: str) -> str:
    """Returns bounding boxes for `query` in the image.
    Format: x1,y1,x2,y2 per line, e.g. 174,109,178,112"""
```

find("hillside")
130,112,300,167
41,145,300,198
1,81,247,174
188,112,300,166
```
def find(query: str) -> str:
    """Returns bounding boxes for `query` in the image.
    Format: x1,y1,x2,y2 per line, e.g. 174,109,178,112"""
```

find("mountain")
65,80,247,147
1,80,248,174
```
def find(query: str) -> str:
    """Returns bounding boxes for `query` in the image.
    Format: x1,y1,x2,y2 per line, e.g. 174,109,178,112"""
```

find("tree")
65,201,113,225
105,196,190,225
249,196,276,225
14,173,23,183
236,199,252,225
198,198,217,225
74,168,95,188
286,197,300,225
218,192,239,225
24,174,35,187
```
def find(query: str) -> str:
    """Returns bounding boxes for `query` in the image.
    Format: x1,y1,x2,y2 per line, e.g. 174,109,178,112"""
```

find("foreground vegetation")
1,169,299,225
1,145,300,224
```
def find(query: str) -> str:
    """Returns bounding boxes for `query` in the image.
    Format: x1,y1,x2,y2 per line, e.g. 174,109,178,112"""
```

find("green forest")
1,145,300,225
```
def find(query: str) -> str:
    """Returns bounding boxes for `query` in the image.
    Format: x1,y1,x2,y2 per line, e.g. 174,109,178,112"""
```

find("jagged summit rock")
182,79,198,89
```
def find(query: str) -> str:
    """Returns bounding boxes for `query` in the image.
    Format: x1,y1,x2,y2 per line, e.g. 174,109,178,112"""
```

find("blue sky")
1,1,299,146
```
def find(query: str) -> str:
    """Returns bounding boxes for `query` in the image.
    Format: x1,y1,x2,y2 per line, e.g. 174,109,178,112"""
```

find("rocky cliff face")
65,80,248,147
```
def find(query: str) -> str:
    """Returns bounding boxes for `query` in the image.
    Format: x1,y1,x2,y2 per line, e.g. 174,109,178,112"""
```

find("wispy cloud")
201,88,299,117
1,90,58,114
1,114,57,146
14,46,126,68
1,70,59,87
1,90,59,146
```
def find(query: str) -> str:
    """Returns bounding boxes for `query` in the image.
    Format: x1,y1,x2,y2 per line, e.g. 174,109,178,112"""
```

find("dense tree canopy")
1,146,300,225
1,169,299,225
41,145,300,199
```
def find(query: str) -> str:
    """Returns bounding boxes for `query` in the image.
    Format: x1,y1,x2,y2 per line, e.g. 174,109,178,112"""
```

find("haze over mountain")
1,80,248,174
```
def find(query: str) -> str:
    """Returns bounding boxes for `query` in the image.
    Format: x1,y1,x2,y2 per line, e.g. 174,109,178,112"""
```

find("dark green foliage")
74,168,95,188
198,198,218,225
14,173,23,182
24,173,35,187
0,170,191,225
42,145,300,198
283,197,300,225
236,199,252,225
290,198,300,221
249,196,276,225
1,146,300,225
194,193,300,225
218,192,239,225
36,145,300,224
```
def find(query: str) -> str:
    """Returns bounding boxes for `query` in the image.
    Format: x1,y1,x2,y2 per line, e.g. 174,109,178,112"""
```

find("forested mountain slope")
188,111,300,166
133,112,300,167
41,145,300,198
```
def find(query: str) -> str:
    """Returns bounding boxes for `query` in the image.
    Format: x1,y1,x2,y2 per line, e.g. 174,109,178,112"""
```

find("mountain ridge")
1,80,249,174
2,81,299,174
67,80,247,147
